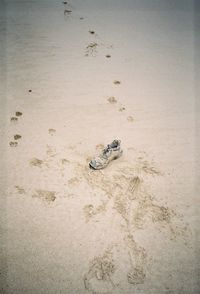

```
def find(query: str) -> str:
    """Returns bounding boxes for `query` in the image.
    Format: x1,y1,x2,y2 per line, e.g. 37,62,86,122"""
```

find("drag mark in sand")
125,234,147,285
68,177,79,186
95,143,105,151
138,158,163,176
75,150,190,291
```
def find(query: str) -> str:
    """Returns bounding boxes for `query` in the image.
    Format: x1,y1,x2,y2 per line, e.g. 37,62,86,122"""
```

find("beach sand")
0,0,199,293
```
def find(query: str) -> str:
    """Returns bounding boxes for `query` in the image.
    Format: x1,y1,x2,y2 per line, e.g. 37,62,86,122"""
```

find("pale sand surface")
0,0,199,293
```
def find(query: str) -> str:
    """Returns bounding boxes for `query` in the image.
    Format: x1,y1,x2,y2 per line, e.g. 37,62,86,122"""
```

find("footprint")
113,80,121,85
15,111,23,117
10,117,18,122
127,116,134,122
14,134,22,140
9,141,18,147
30,158,44,167
15,185,25,194
32,190,56,203
85,42,98,56
107,96,117,104
64,9,72,15
48,128,56,135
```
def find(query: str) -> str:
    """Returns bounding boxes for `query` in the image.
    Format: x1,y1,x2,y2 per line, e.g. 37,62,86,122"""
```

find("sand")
0,0,199,293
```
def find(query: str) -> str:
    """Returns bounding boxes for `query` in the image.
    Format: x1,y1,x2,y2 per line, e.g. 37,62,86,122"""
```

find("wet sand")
0,0,199,293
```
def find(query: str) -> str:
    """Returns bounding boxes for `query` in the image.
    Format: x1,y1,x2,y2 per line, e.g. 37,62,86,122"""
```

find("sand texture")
0,0,199,293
